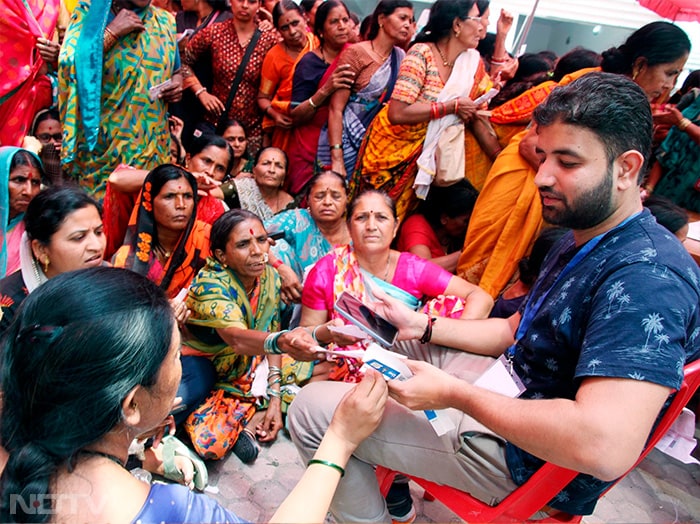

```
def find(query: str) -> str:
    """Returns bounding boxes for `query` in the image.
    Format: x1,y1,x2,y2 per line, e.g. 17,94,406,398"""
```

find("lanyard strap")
508,212,641,359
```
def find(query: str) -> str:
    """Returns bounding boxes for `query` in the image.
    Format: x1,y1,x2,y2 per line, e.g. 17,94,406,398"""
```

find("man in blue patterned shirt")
288,72,700,521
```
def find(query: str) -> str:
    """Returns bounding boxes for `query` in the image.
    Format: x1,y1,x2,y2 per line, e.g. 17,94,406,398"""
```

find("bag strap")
218,29,262,128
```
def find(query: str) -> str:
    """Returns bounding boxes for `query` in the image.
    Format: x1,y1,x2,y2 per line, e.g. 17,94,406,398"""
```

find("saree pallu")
349,106,427,221
59,4,176,201
184,260,279,459
456,129,543,298
317,47,403,177
260,33,315,154
0,0,59,147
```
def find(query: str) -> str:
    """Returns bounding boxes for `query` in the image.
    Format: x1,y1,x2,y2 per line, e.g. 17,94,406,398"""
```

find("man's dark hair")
533,72,653,183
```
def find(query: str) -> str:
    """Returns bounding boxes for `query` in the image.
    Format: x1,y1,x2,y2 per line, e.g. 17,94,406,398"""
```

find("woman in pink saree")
0,0,61,147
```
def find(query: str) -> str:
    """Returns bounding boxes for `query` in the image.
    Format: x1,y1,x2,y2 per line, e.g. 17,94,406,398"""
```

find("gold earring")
43,257,49,274
632,70,639,80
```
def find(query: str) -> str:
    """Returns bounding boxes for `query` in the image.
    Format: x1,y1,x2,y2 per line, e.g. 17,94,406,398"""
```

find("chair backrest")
376,358,700,523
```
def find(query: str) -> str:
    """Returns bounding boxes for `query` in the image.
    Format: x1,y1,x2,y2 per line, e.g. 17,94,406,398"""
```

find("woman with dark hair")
220,147,295,219
301,189,493,382
218,118,255,177
0,186,105,332
30,108,62,149
287,0,355,194
397,179,478,272
112,164,210,301
349,0,493,220
601,21,690,103
0,268,387,524
300,0,323,28
265,170,350,305
258,1,315,153
183,209,333,462
104,135,232,257
0,147,44,277
182,0,279,155
321,0,413,178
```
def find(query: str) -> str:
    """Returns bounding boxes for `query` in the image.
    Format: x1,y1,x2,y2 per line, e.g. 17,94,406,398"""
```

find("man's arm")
389,361,671,481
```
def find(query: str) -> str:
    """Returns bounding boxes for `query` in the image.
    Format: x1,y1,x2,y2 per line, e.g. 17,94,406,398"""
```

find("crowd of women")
0,0,697,522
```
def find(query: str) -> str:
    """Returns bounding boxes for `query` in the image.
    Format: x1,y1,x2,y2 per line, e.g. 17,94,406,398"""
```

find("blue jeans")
175,355,216,425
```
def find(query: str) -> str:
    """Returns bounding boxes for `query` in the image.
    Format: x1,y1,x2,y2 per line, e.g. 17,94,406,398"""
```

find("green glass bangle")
307,459,345,477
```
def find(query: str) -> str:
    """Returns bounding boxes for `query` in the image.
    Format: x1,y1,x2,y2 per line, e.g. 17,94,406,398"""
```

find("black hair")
679,70,700,94
367,0,413,40
421,179,478,227
347,189,397,222
185,133,234,175
511,53,553,83
601,21,690,76
415,0,488,44
533,72,653,182
9,150,45,181
0,267,174,523
644,194,689,236
210,208,264,255
272,0,304,28
307,170,348,194
204,0,227,9
148,164,198,205
551,47,602,82
518,227,568,286
300,0,318,13
30,108,61,137
24,186,101,245
314,0,349,42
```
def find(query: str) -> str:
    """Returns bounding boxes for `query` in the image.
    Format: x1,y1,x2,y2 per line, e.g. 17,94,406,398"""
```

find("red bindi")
249,228,254,235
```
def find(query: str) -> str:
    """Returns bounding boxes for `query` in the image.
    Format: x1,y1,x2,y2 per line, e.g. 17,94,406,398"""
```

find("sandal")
161,434,209,491
232,428,260,464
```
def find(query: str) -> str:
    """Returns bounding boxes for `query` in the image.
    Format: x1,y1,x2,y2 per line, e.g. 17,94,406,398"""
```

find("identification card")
474,354,526,398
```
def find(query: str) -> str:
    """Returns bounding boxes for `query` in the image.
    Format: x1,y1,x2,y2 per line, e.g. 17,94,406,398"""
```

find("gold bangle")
308,96,318,109
194,87,207,98
103,27,118,49
678,117,692,131
330,143,343,150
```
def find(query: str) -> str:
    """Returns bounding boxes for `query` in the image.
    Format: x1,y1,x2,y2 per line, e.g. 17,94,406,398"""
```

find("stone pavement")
202,432,700,523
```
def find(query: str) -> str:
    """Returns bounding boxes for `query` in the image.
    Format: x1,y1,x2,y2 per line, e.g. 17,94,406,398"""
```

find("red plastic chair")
377,359,700,523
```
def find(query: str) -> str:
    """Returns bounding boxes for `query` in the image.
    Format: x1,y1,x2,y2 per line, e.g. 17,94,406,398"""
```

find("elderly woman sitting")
183,209,332,463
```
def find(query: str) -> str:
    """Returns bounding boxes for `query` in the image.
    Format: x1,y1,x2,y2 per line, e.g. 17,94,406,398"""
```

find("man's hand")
387,359,456,410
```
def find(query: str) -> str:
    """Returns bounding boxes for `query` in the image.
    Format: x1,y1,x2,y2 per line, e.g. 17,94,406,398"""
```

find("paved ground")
201,431,700,523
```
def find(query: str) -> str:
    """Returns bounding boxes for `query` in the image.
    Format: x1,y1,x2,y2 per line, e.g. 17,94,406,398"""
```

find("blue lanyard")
508,212,641,360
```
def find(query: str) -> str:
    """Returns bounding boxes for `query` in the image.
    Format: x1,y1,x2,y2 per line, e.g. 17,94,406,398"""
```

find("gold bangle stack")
104,27,119,50
678,117,692,131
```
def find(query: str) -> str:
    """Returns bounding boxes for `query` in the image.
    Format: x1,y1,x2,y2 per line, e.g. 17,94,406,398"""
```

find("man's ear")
121,385,143,428
615,150,645,191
